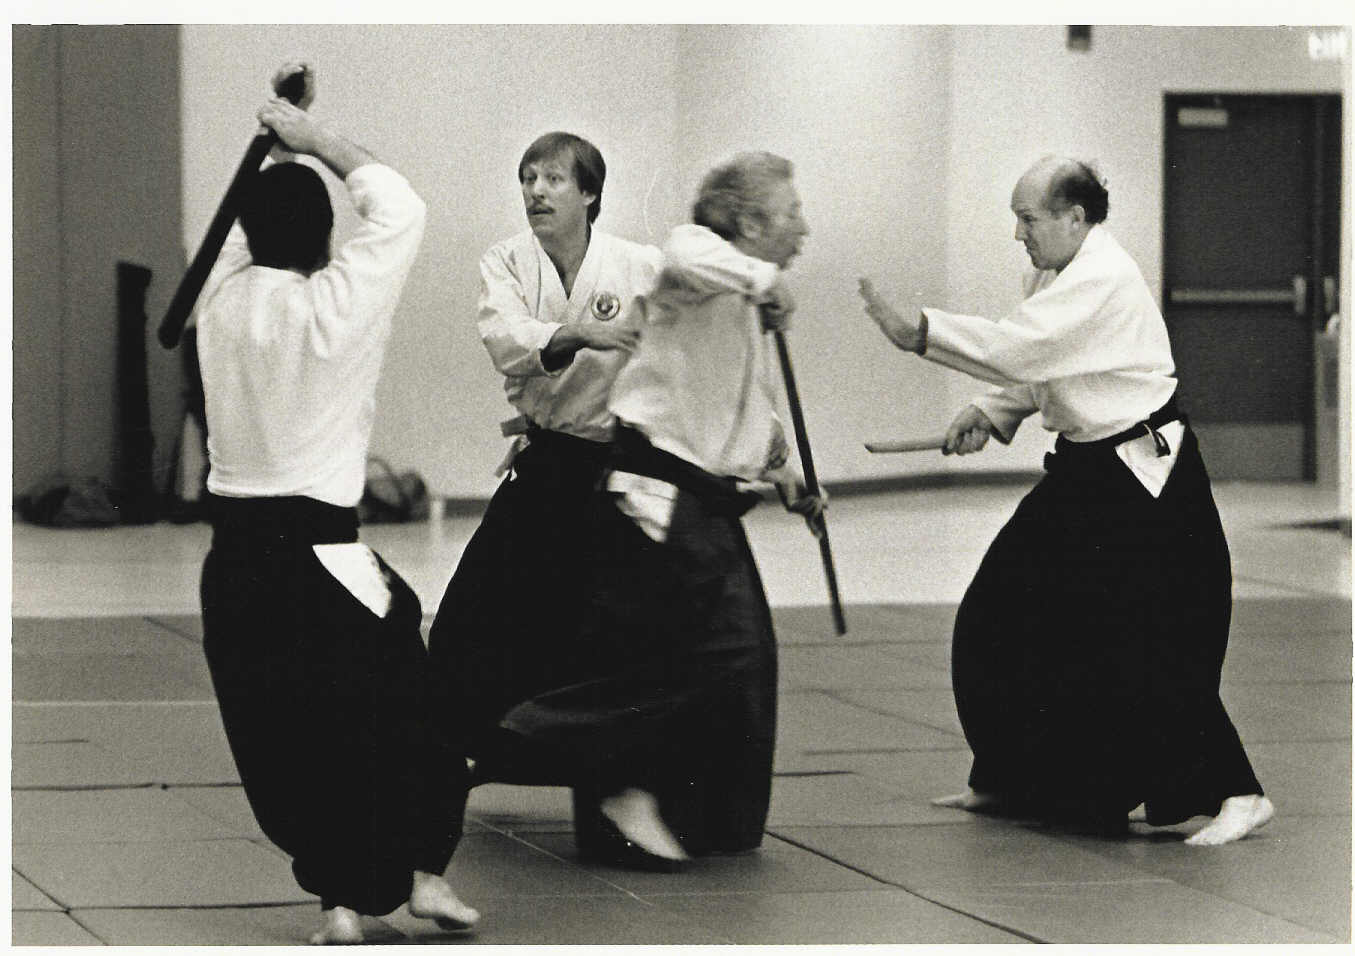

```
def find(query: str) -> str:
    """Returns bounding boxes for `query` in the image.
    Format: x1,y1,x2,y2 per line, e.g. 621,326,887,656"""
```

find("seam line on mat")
765,830,1044,943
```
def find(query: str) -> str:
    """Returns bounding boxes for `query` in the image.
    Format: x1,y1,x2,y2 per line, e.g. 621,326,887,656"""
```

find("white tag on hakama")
1114,420,1185,498
312,543,392,618
606,470,679,543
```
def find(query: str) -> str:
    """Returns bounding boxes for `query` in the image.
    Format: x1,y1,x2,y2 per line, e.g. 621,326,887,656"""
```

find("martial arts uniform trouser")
488,427,778,856
428,428,612,758
951,415,1263,829
200,495,467,915
427,428,624,851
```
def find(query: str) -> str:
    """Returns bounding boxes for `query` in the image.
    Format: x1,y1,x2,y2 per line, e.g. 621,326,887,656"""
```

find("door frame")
1162,91,1343,482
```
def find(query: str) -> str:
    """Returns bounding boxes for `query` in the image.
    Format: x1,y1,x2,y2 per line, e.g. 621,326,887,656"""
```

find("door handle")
1323,275,1337,316
1169,275,1308,314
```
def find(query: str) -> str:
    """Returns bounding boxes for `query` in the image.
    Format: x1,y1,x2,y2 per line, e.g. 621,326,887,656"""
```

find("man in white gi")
858,155,1273,846
492,151,823,862
195,63,478,944
425,132,666,862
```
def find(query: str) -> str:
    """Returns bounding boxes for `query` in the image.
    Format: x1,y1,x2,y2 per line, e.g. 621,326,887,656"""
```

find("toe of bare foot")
931,790,996,811
1184,795,1275,847
600,788,689,861
308,907,363,945
409,879,480,930
432,908,480,932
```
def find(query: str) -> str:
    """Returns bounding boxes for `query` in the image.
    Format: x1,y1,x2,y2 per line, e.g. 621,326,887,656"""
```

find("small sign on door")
1177,107,1228,128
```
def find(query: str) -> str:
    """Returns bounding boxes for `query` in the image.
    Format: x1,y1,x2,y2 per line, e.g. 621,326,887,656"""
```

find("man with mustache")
857,154,1272,846
426,131,664,861
488,151,823,862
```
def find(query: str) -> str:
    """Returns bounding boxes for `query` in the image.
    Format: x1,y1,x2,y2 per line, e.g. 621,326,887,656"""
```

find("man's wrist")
542,326,583,370
315,128,377,180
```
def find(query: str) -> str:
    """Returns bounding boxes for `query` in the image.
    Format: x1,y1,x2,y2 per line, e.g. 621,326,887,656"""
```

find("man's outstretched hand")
858,277,925,354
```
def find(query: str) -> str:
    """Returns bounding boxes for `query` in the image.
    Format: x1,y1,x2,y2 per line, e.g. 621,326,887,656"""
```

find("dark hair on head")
691,151,794,240
239,162,334,271
518,131,606,224
1046,159,1109,224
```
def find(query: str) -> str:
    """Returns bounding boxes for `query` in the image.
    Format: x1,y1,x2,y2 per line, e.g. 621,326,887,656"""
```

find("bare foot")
308,906,363,945
600,788,689,861
1185,794,1275,846
1128,803,1148,822
409,870,480,931
931,789,1000,811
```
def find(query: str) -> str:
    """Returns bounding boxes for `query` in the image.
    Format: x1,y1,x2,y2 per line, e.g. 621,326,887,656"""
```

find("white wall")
942,25,1347,468
13,26,185,495
181,25,683,497
672,25,956,483
181,24,957,495
181,25,1350,500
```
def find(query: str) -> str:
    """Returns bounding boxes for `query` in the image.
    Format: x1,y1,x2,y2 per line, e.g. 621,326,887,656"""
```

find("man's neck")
731,235,781,270
1052,227,1092,274
539,225,591,295
731,235,760,261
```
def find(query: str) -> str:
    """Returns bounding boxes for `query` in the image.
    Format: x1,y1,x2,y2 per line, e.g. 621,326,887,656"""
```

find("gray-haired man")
489,152,823,861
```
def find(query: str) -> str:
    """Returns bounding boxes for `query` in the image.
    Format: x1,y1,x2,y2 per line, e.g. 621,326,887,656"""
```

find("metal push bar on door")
1168,276,1308,314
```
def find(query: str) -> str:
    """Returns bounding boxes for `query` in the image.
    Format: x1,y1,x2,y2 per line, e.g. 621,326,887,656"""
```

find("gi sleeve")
305,163,427,355
921,255,1122,387
475,245,560,378
656,224,780,301
970,384,1039,443
190,223,254,323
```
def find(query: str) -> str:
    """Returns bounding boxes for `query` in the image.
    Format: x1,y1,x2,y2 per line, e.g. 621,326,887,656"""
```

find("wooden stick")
773,330,847,636
157,71,306,349
865,436,947,454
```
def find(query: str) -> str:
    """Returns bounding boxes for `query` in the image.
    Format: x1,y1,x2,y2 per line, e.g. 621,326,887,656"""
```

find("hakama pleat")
951,428,1262,828
201,498,466,914
498,485,777,854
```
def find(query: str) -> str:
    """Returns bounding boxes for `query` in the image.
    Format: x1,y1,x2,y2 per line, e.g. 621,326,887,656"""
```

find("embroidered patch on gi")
592,291,621,321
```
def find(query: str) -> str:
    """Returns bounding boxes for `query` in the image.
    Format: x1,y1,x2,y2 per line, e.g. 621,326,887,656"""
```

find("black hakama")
426,429,620,853
487,428,778,856
951,421,1263,829
200,495,468,915
427,429,612,758
428,426,777,856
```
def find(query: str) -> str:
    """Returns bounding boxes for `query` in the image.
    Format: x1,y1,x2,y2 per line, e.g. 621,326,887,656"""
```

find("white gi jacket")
922,226,1181,495
610,224,792,483
195,163,426,509
477,228,662,447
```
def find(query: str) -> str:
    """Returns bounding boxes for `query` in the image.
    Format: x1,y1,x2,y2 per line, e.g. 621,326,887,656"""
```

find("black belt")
521,423,612,469
206,494,358,548
611,425,762,518
1054,395,1183,461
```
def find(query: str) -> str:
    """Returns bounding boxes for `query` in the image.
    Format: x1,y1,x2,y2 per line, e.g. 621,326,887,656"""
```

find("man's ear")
735,211,763,242
582,190,597,211
1068,203,1087,225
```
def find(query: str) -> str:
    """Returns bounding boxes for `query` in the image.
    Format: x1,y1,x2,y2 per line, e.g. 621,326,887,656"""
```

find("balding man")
858,155,1273,847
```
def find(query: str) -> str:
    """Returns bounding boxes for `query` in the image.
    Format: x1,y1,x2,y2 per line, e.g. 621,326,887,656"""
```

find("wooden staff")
865,436,947,454
157,70,307,349
773,330,847,635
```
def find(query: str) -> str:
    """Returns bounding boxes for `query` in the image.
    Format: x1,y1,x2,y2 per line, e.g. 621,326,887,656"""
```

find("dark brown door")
1163,93,1342,480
